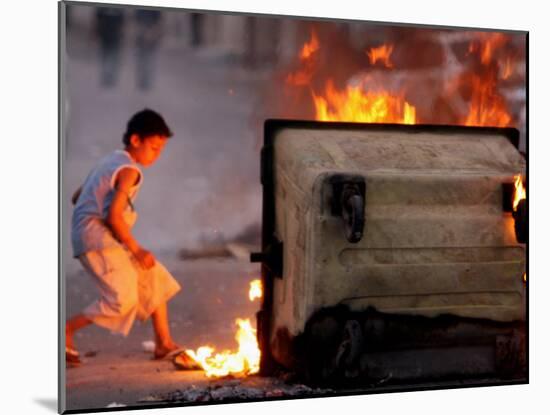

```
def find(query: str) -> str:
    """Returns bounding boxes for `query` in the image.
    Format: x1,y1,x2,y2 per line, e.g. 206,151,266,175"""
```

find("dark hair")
122,108,173,145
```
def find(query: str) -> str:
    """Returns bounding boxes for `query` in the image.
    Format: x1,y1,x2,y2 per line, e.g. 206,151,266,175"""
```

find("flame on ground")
185,279,263,378
513,174,526,211
367,44,394,68
186,318,260,378
249,279,263,301
313,80,416,124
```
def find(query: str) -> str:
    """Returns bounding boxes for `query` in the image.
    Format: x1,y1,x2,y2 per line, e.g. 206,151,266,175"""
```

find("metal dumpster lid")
265,120,524,175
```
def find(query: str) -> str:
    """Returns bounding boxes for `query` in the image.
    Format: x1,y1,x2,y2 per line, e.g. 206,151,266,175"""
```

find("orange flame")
464,72,511,127
249,279,263,301
463,33,512,127
367,44,394,68
501,56,513,80
313,80,416,124
513,174,526,211
300,30,319,59
185,279,262,378
186,319,260,378
286,30,319,86
286,29,518,132
468,33,507,65
287,31,416,124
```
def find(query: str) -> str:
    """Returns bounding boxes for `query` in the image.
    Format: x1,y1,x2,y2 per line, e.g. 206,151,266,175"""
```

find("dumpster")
252,119,526,385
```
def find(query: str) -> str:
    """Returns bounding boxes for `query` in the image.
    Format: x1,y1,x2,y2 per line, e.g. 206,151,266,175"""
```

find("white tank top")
71,150,143,257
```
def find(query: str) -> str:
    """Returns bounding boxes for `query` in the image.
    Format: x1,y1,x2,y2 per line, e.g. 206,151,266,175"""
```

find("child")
66,109,196,368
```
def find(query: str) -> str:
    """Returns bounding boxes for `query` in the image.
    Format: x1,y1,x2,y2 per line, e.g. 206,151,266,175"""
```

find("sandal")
172,351,202,371
153,346,188,361
66,347,82,367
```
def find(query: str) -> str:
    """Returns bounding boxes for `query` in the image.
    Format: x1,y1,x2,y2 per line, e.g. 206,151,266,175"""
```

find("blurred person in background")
135,9,163,91
95,7,125,88
190,12,203,48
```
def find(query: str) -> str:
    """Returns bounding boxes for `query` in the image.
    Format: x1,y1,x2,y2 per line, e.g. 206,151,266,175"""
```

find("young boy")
66,109,195,368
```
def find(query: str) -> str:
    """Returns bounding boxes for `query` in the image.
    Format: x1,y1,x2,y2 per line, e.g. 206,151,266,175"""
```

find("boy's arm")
106,167,155,269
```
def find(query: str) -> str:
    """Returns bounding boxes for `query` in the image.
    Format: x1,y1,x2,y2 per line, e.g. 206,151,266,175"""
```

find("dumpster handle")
341,186,365,243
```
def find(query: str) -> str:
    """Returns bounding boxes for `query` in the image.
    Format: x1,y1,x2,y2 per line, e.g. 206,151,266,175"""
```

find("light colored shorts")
78,246,181,336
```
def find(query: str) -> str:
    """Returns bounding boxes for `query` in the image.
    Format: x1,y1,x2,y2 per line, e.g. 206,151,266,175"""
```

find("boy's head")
123,109,172,167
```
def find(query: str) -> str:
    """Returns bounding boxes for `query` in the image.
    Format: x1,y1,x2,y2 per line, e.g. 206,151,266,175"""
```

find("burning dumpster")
252,119,526,385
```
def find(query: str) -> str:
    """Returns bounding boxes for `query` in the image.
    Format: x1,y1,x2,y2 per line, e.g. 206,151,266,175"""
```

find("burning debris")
177,280,263,378
185,318,260,377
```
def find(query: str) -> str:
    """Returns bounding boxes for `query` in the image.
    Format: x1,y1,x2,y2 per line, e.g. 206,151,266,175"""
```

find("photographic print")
59,1,527,412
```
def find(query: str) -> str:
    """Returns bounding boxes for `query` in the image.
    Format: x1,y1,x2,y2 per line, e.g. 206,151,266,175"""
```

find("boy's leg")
80,248,140,336
151,301,180,358
66,313,92,350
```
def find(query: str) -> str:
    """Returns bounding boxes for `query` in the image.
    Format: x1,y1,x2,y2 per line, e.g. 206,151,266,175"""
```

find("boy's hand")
134,248,156,269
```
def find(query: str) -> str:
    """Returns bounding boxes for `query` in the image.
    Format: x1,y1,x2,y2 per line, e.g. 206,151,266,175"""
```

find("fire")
186,318,260,378
249,279,263,301
501,56,513,80
185,279,263,378
367,44,394,68
513,174,526,211
286,30,319,86
313,80,416,124
468,33,508,65
282,26,522,132
300,30,319,59
464,72,511,127
286,30,416,124
463,33,513,127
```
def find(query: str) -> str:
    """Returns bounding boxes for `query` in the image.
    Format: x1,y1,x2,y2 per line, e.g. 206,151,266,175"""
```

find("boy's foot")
66,328,76,351
153,343,183,360
173,351,202,371
66,347,82,367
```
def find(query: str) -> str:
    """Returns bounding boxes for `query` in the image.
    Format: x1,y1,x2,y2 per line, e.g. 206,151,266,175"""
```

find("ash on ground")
139,376,333,404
